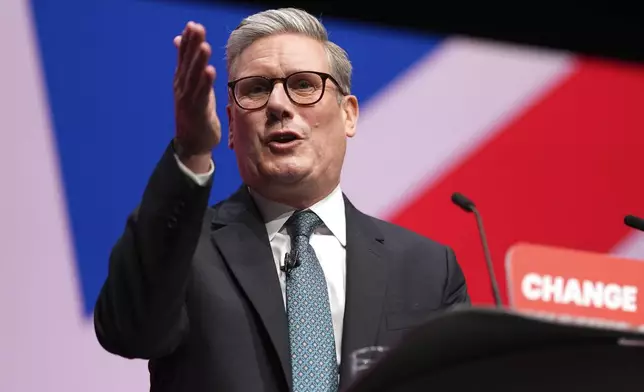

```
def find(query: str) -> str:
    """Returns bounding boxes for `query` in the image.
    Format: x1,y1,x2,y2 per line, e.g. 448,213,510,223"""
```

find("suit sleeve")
441,247,471,307
93,141,213,359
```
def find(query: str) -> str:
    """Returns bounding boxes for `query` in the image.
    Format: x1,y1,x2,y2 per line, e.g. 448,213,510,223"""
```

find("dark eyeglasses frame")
227,71,347,110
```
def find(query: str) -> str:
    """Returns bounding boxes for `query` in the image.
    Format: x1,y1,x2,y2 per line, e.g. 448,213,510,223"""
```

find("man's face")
226,33,358,201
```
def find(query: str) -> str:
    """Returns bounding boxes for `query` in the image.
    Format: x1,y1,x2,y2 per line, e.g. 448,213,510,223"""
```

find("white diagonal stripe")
341,36,576,218
611,231,644,262
0,1,148,390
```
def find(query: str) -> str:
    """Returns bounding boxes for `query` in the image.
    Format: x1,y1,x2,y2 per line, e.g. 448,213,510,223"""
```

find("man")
94,7,470,392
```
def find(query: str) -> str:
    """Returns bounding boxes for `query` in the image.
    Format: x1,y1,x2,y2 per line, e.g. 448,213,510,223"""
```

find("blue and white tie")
285,210,338,392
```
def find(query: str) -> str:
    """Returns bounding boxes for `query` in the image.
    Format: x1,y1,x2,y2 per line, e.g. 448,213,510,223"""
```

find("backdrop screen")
3,0,644,389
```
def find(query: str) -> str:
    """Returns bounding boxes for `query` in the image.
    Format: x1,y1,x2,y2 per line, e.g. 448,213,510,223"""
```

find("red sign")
505,243,644,331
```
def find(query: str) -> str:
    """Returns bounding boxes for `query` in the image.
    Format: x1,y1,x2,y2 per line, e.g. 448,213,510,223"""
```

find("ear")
226,103,234,149
342,95,359,138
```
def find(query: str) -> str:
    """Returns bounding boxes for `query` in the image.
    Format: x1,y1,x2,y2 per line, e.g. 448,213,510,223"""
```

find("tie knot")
285,210,323,239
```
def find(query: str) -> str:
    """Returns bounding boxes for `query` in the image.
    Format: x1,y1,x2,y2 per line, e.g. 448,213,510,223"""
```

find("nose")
265,82,294,122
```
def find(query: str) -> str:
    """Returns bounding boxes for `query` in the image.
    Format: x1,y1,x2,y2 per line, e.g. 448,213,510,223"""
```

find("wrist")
173,138,213,174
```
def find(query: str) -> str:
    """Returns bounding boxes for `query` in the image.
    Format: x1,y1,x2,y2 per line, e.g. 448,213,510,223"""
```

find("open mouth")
268,131,301,144
266,131,303,152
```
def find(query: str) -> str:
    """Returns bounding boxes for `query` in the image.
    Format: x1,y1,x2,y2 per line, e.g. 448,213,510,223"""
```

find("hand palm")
173,22,221,156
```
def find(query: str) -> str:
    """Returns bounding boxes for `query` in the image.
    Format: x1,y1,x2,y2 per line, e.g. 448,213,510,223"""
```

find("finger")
192,65,216,105
177,23,206,90
183,22,205,66
185,41,211,94
175,22,199,92
173,27,191,90
178,22,195,63
173,36,183,80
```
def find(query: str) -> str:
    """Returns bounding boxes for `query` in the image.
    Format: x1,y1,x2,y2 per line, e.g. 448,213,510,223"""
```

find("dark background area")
177,0,644,64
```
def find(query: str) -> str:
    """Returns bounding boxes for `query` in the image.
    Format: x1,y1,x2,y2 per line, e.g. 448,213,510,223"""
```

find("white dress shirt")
174,155,347,363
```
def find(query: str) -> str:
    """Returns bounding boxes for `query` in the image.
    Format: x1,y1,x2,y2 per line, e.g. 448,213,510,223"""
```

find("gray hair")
225,8,352,95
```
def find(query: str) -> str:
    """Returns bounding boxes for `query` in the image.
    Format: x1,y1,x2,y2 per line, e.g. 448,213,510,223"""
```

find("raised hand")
173,21,221,172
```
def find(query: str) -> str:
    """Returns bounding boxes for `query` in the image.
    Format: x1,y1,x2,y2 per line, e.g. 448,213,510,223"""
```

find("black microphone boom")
624,215,644,232
451,192,475,212
451,192,503,307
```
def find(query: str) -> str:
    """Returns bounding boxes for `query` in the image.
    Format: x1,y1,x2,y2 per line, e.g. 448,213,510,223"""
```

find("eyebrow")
233,68,319,80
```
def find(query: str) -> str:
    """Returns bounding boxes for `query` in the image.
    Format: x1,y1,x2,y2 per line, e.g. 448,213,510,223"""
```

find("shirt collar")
249,185,346,246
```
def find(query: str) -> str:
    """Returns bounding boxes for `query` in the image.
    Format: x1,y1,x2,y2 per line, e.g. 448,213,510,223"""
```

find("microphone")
624,215,644,232
280,251,300,273
451,192,503,307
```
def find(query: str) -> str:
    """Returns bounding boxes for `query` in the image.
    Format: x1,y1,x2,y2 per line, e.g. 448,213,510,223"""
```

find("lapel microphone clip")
280,251,301,273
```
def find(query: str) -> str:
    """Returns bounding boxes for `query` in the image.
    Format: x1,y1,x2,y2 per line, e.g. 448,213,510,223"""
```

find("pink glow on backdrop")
0,0,148,390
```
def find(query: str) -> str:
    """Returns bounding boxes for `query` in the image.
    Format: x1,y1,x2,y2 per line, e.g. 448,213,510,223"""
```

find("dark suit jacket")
94,143,470,392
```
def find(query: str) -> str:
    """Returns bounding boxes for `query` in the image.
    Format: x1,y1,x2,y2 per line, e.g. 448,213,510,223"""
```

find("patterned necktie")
285,210,338,392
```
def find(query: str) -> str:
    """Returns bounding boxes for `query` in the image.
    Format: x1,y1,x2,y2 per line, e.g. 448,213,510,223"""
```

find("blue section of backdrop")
29,0,443,315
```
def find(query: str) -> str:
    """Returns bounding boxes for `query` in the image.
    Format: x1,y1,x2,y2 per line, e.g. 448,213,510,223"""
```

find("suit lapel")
339,196,388,389
210,186,292,390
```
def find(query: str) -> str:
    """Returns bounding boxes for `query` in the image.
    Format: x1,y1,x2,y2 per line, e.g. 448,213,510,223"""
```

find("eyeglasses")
227,71,346,110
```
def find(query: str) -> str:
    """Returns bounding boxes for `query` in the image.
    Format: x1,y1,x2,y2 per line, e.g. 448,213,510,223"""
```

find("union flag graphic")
2,0,643,390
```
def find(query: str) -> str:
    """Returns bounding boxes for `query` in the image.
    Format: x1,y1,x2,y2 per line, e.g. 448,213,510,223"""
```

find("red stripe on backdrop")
387,58,644,305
